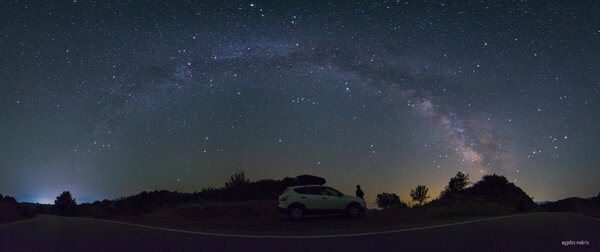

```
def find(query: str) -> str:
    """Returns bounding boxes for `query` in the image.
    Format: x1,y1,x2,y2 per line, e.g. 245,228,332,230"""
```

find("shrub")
410,185,430,206
225,172,250,189
376,192,408,209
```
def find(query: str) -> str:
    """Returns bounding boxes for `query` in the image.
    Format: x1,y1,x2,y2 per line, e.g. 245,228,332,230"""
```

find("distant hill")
75,196,97,204
540,197,600,216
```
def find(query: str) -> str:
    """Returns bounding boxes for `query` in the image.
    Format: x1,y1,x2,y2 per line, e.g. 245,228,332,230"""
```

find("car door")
321,187,347,210
295,186,323,210
311,186,334,210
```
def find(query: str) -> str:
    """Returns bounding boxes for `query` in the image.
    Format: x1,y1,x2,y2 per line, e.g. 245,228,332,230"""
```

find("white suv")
278,185,366,220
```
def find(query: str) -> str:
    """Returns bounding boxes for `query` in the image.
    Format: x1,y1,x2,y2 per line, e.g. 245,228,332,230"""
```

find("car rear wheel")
346,204,362,218
289,205,304,220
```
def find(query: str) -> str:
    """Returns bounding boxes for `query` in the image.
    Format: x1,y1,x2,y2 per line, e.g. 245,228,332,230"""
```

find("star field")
1,1,599,204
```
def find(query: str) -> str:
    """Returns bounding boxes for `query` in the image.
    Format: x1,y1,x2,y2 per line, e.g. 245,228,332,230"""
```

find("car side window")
322,187,342,196
305,187,323,195
294,187,322,195
294,188,308,194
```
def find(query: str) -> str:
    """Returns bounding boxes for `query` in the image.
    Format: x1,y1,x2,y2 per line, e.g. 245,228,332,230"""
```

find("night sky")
1,1,599,205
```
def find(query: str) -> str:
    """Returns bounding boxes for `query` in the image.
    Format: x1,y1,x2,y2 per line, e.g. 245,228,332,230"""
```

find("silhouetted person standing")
356,185,364,199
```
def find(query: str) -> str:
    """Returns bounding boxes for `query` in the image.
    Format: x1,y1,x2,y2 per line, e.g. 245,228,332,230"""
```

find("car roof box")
296,175,326,185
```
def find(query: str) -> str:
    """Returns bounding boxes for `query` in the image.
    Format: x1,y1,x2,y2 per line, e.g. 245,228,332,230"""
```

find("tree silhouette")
225,171,250,189
410,185,430,205
1,194,17,205
441,172,470,198
376,192,407,209
54,191,77,216
449,172,469,192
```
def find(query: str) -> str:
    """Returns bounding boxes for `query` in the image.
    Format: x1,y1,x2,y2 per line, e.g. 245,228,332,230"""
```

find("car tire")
288,205,304,221
346,204,362,218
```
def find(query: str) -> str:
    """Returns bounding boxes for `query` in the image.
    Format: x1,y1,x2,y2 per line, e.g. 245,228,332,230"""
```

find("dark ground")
1,212,598,251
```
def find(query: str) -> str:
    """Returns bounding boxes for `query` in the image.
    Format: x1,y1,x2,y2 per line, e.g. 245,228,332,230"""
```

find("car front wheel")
346,204,362,218
289,205,304,220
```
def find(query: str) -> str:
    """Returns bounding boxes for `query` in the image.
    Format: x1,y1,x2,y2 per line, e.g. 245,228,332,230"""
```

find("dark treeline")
375,173,600,218
0,194,17,204
2,172,599,220
0,193,37,222
2,172,299,219
78,173,297,217
375,173,535,210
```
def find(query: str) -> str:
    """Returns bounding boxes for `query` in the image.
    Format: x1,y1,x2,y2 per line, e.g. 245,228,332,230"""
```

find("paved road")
1,212,598,251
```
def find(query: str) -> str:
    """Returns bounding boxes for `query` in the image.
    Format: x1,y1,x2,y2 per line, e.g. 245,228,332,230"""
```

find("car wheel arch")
288,202,306,210
346,202,362,209
346,202,364,218
288,203,306,220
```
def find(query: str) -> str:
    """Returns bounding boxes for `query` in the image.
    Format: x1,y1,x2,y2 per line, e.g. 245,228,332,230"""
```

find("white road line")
83,213,538,239
576,213,600,222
